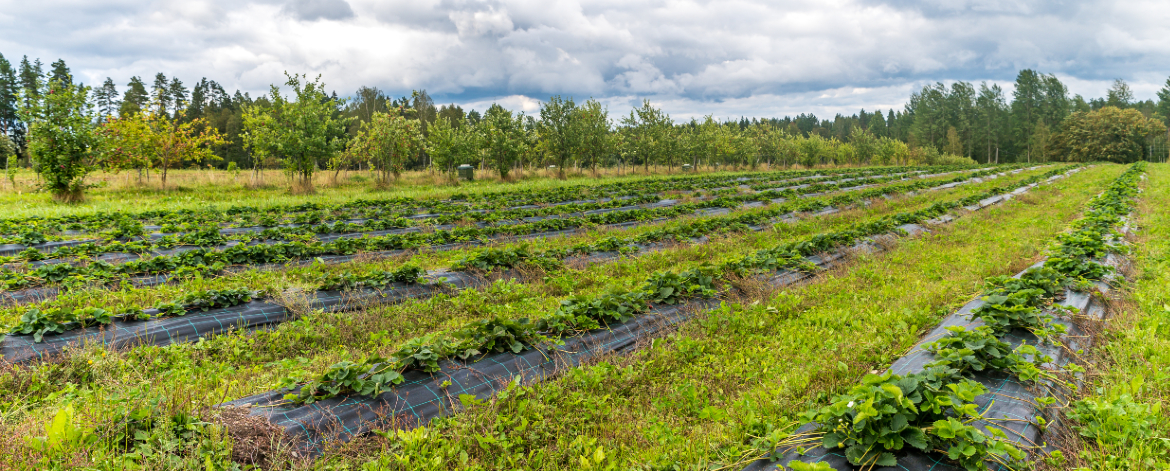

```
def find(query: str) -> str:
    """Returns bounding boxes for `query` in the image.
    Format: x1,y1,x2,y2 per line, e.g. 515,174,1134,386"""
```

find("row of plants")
0,168,1017,343
268,164,1078,409
755,162,1144,471
0,167,1012,291
0,166,907,236
7,287,257,342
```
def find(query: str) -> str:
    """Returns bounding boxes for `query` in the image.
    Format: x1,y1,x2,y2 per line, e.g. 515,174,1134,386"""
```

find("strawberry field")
1,163,1167,471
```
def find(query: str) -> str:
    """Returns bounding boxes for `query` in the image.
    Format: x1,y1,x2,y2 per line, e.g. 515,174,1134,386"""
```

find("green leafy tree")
620,99,675,172
849,127,879,164
18,77,98,202
345,110,422,185
575,99,613,174
538,95,579,177
242,72,349,192
98,113,154,178
426,116,477,176
1050,106,1166,163
481,104,527,180
100,108,225,188
749,124,783,167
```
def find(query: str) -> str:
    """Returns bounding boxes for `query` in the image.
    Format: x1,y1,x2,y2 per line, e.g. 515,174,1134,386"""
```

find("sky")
2,0,1169,121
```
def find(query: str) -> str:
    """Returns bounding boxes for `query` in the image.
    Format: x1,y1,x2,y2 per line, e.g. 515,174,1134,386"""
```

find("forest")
0,53,1168,198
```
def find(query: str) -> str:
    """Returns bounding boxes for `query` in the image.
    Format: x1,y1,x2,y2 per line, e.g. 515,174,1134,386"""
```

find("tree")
100,107,225,187
848,127,878,164
1010,69,1044,161
0,53,18,145
0,133,13,164
99,114,154,179
619,99,674,172
438,104,464,126
481,104,527,180
119,76,149,117
1028,120,1051,162
867,110,887,138
907,82,948,149
152,73,171,115
575,99,613,173
148,110,224,187
1050,106,1166,163
242,73,348,191
538,95,579,177
49,59,71,85
93,78,120,122
168,77,188,117
18,56,42,111
975,82,1007,163
426,116,477,176
344,111,422,185
1106,79,1134,109
943,126,963,156
411,89,437,135
19,77,99,202
1156,77,1170,123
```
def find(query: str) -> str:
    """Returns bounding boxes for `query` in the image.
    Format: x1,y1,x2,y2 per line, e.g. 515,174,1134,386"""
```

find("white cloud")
1,0,1169,119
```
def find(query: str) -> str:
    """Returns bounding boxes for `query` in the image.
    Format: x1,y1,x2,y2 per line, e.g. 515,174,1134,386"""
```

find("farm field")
0,163,1166,471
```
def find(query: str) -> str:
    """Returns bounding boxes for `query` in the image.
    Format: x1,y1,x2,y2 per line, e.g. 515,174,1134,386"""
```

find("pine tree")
0,53,18,139
119,76,149,117
168,77,188,117
49,59,71,85
152,73,171,115
1156,77,1170,124
18,56,43,108
94,78,119,122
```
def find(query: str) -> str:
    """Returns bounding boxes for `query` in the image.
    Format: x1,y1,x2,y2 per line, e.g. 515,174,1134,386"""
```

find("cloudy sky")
3,0,1169,121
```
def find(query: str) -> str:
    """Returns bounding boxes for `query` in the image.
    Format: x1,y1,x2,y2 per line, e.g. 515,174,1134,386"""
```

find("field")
0,163,1166,471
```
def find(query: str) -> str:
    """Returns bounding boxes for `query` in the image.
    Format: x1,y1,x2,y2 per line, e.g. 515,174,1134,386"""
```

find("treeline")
1,53,1169,200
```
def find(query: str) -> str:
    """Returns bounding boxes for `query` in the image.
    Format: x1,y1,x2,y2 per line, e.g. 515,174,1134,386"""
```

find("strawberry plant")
10,306,114,342
799,371,1025,470
283,357,405,405
645,266,718,304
